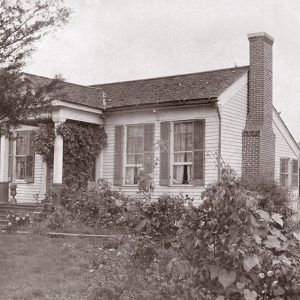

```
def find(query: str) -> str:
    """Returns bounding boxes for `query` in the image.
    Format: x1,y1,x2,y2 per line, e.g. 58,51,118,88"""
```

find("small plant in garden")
4,212,30,233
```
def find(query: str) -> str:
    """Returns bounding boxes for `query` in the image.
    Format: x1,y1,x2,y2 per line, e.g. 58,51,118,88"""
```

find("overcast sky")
24,0,300,141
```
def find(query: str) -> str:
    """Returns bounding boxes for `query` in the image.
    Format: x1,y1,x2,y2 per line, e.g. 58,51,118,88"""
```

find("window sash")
171,120,204,185
124,124,154,185
14,131,34,182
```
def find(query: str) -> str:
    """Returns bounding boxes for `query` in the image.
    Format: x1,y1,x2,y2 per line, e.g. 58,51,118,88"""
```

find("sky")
24,0,300,141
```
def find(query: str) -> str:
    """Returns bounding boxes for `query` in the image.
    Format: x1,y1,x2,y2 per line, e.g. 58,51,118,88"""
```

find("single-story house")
0,32,299,204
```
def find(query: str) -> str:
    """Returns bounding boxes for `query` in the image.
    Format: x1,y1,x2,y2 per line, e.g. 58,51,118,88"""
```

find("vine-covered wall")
33,120,107,189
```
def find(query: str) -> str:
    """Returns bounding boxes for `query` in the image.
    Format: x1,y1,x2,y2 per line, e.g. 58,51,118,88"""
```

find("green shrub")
240,175,293,219
165,168,300,299
62,179,131,230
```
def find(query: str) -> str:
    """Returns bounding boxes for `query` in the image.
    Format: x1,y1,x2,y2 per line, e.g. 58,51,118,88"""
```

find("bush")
62,179,131,230
165,167,300,299
240,175,293,219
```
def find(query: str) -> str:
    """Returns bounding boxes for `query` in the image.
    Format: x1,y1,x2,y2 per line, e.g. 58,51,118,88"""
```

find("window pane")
26,156,34,180
127,125,143,154
125,167,139,185
174,152,192,162
144,152,153,175
174,122,193,151
16,132,27,155
173,165,192,184
16,157,26,179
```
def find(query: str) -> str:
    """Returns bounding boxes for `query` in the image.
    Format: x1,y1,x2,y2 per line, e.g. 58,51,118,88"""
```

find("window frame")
170,119,205,186
280,157,299,190
8,130,35,184
123,123,154,186
124,124,144,186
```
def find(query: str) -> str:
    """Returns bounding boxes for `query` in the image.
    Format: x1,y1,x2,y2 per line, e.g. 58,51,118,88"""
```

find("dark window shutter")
114,126,124,186
292,159,298,188
143,124,154,175
193,120,205,186
160,122,170,186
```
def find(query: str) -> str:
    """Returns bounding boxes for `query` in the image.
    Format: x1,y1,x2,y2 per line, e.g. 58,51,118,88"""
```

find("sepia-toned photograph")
1,0,300,299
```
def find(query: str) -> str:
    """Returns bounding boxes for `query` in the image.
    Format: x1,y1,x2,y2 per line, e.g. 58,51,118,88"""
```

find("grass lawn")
0,233,114,300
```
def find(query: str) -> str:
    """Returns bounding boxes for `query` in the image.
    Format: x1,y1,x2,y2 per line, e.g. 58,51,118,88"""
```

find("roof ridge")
90,65,249,88
22,72,98,91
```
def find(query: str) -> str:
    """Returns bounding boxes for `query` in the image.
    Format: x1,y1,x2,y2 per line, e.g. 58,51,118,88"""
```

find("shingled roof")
22,73,104,109
91,66,249,109
22,66,249,110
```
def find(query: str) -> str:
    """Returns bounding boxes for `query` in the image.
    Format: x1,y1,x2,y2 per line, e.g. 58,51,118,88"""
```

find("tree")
0,0,70,134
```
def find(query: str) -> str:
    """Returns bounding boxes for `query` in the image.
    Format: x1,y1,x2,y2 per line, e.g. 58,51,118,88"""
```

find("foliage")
240,175,293,219
46,207,72,230
62,179,190,243
163,166,300,299
33,121,107,188
32,121,55,166
3,211,30,233
0,0,70,134
62,179,129,229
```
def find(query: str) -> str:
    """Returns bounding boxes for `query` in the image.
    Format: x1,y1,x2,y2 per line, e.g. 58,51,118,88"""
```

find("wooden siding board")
220,84,248,176
14,154,46,203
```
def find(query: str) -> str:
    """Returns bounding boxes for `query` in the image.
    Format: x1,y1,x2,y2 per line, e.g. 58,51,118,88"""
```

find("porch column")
52,117,66,206
95,151,103,182
0,135,9,202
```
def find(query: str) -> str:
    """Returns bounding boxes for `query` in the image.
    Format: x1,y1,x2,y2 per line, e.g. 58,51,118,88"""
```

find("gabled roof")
22,73,104,109
91,66,249,109
22,66,249,110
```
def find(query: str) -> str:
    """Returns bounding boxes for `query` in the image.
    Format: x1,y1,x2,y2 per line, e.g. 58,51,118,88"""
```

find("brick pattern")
242,33,275,179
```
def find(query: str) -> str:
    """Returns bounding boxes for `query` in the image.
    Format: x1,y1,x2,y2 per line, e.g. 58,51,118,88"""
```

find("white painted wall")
102,105,220,202
219,74,248,176
14,155,47,203
220,84,248,175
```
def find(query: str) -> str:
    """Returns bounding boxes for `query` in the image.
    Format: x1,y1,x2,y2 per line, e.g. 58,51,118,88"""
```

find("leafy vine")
33,120,107,189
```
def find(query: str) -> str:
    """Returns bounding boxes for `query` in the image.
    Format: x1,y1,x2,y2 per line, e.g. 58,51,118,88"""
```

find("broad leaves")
272,213,283,227
243,254,260,272
218,269,236,289
244,289,257,300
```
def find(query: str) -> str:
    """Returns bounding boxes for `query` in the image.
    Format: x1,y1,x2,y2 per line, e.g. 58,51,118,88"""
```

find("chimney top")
247,32,274,44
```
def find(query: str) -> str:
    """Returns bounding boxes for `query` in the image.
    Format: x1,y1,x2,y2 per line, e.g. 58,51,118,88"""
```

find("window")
173,122,193,184
172,120,204,185
160,119,205,186
113,124,154,186
280,158,289,187
280,158,299,189
125,125,144,184
15,131,34,182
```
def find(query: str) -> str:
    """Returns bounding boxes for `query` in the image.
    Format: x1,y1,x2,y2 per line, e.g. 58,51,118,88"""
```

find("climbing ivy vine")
33,120,107,189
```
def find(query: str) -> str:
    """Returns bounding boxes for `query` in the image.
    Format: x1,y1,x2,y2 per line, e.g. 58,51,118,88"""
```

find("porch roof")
22,73,104,109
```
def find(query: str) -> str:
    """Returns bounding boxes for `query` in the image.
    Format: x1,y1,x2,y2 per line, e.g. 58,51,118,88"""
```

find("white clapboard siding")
13,154,46,203
273,110,299,193
220,83,248,175
102,105,219,203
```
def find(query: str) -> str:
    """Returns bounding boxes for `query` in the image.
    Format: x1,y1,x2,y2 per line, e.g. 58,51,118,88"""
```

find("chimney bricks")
242,32,275,180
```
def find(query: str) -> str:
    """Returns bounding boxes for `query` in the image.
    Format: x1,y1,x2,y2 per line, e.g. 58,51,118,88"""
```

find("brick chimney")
242,32,275,179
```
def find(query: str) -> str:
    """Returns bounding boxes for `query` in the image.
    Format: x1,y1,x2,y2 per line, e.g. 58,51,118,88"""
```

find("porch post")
95,151,103,182
52,117,66,206
0,135,9,202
